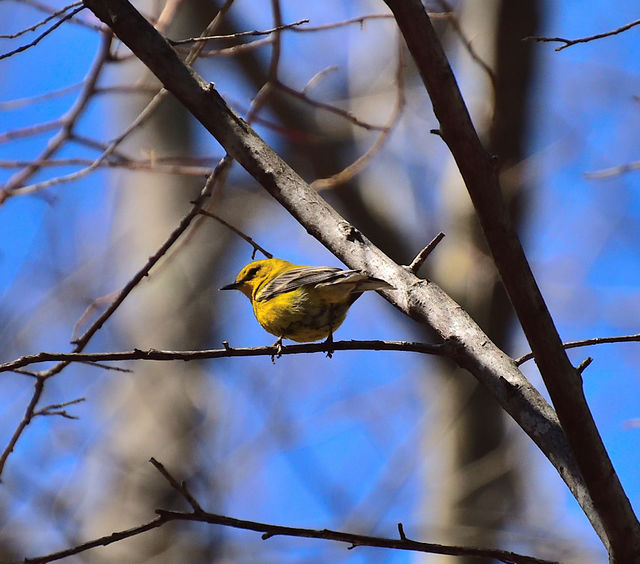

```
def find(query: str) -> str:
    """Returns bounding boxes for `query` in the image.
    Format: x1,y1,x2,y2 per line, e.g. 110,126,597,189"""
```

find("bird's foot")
323,332,334,358
271,336,284,363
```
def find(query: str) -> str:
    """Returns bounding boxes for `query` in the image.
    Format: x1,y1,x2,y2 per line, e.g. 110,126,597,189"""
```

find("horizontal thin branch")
0,340,447,373
21,457,557,564
169,18,309,45
524,18,640,52
155,510,556,564
515,333,640,366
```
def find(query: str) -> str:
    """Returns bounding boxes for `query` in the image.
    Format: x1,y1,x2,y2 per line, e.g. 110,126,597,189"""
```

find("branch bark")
381,0,640,560
81,0,628,556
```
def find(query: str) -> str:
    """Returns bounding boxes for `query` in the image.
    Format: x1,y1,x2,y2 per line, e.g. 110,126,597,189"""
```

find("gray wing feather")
257,266,391,302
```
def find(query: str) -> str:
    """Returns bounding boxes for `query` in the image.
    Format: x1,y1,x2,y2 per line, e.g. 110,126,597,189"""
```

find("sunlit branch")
0,119,62,144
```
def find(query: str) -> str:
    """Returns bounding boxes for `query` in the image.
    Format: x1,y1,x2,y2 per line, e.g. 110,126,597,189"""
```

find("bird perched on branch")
221,257,393,352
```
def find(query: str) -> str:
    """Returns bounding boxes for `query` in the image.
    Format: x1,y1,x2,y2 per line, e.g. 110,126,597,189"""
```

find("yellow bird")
221,258,393,349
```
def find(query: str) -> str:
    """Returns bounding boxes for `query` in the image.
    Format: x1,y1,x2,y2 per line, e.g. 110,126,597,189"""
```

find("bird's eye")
243,266,260,281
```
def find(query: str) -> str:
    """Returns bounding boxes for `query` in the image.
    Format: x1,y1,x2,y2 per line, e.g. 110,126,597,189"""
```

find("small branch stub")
406,232,445,274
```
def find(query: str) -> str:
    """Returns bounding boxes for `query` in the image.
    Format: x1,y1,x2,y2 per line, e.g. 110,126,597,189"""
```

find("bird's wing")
257,266,392,301
256,266,354,301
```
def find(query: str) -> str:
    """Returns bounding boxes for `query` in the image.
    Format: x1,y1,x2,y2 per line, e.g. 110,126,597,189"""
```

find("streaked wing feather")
257,266,358,301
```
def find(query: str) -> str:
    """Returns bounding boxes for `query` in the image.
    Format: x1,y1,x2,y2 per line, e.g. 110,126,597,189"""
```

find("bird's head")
220,258,289,299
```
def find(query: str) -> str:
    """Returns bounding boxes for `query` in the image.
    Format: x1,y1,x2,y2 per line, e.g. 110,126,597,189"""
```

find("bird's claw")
271,337,284,363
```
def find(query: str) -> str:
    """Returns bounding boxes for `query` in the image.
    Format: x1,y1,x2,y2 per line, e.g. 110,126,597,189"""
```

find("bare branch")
0,82,82,110
0,340,447,373
406,232,445,274
383,0,639,555
33,398,86,419
291,12,451,33
1,32,112,203
275,80,388,131
525,18,640,51
198,210,273,259
515,333,640,366
169,18,309,45
311,37,406,190
149,458,203,512
0,2,83,39
435,0,497,97
0,5,86,61
0,158,230,477
20,458,558,564
0,379,45,476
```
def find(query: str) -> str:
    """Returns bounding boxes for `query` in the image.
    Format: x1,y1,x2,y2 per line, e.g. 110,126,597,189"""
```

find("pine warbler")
221,258,393,348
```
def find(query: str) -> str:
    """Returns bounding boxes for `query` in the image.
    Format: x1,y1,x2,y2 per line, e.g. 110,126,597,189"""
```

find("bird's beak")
220,282,240,291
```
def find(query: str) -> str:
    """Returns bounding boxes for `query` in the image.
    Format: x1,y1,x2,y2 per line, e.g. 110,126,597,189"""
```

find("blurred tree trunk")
81,2,226,561
424,1,541,561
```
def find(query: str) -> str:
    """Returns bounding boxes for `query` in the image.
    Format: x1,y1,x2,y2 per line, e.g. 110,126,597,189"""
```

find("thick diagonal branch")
382,0,639,560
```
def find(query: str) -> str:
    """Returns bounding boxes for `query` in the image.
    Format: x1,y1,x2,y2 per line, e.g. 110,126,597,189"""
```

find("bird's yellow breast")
252,286,350,342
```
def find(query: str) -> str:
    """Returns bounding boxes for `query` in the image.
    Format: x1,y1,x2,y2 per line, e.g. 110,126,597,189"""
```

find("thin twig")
524,18,640,52
19,0,101,30
436,0,496,97
198,210,273,259
0,158,229,478
33,398,86,419
1,32,112,203
291,12,450,33
0,5,86,61
311,36,406,190
406,232,445,274
149,458,203,512
0,119,62,144
302,65,339,95
169,18,309,45
0,157,215,176
0,82,82,110
0,1,83,39
515,333,640,366
275,80,388,131
194,36,273,58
